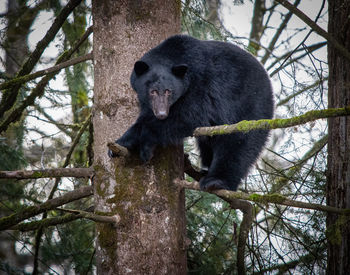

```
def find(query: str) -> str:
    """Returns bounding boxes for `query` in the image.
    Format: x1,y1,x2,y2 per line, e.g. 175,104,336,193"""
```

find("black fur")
110,35,274,191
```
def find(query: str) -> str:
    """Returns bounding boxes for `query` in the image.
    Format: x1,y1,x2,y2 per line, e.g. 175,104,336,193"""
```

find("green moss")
32,171,43,178
96,223,118,266
248,193,286,205
93,163,110,197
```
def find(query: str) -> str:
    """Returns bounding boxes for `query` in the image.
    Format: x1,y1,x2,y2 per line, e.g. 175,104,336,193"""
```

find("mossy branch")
193,106,350,136
0,186,93,231
174,179,350,215
12,213,84,232
11,208,117,231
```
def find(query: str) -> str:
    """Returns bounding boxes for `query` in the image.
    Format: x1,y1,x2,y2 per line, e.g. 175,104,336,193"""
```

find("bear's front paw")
140,145,155,163
199,177,230,191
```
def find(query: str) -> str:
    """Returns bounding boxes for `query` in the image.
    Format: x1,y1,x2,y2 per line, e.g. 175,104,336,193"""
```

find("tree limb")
0,167,93,179
0,185,93,231
11,213,84,232
0,53,93,91
174,179,350,215
58,208,119,224
193,106,350,136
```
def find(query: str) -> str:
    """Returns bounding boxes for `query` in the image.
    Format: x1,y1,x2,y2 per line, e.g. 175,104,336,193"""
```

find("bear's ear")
172,64,188,78
134,61,149,76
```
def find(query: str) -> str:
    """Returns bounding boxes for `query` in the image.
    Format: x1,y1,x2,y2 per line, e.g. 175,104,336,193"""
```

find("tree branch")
0,167,93,179
193,106,350,136
274,0,350,61
107,142,130,158
58,208,119,224
0,185,93,231
11,213,84,232
174,179,350,215
0,53,93,91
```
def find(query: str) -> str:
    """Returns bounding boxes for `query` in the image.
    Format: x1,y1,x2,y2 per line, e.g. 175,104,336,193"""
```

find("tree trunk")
92,1,186,274
326,1,350,274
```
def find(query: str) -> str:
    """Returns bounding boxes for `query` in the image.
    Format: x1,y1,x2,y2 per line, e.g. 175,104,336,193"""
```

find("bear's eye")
134,61,149,76
172,64,188,78
165,90,172,96
150,90,158,96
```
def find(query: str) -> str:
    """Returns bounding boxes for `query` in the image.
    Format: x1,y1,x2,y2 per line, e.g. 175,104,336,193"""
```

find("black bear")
109,35,274,191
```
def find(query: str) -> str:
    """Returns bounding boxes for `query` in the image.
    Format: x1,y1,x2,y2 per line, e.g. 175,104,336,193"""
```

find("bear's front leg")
139,126,157,163
108,123,141,158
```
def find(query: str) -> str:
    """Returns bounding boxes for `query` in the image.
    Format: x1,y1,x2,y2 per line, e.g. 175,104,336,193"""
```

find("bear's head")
130,60,189,120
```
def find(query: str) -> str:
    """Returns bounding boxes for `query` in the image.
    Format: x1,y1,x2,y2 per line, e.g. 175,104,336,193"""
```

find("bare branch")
0,186,93,231
193,106,350,136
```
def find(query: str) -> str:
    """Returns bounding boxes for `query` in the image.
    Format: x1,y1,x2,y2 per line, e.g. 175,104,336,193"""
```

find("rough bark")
92,1,186,274
326,1,350,274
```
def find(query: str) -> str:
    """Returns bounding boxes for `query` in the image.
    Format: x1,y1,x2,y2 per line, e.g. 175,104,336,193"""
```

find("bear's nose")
156,111,168,120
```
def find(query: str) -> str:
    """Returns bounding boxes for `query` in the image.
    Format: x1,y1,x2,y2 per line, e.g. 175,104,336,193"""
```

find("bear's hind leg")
197,136,213,176
199,134,260,191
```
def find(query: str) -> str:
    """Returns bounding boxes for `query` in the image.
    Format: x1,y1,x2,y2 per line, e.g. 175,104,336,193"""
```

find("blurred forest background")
0,0,342,274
